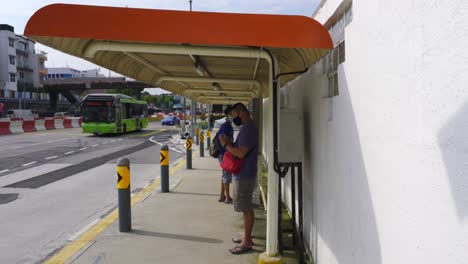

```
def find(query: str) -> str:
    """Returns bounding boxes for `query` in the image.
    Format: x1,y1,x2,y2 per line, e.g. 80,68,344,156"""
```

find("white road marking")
149,136,183,153
169,147,183,154
79,147,87,151
22,161,37,167
64,151,75,155
102,141,110,144
67,218,100,241
110,140,117,143
91,144,99,147
118,139,123,141
0,169,9,174
45,156,58,160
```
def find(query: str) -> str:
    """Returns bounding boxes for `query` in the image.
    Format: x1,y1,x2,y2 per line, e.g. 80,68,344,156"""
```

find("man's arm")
224,143,249,159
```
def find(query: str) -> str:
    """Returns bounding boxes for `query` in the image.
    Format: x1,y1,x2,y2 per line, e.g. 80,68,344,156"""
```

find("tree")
142,94,160,106
162,95,174,111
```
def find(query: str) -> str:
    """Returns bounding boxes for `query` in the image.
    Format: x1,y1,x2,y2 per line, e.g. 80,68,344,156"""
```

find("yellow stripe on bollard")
160,150,169,166
200,133,204,143
117,166,130,189
207,130,211,138
186,138,192,150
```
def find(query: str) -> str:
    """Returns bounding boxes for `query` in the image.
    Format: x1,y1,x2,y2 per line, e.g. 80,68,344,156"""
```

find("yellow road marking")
141,129,166,137
45,158,186,264
173,179,186,192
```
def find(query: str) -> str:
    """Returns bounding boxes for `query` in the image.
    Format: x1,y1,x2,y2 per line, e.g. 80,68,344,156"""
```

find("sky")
3,0,321,94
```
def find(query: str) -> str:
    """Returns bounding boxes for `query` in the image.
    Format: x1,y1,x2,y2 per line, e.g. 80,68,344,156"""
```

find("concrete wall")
263,1,468,263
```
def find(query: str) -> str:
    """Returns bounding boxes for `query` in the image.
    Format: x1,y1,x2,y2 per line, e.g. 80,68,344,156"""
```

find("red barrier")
63,119,73,128
22,120,36,132
44,118,55,130
0,121,11,135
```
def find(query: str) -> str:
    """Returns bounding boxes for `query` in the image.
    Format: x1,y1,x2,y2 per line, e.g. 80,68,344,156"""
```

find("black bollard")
200,131,204,157
160,145,169,193
117,157,131,232
186,136,192,169
207,130,211,151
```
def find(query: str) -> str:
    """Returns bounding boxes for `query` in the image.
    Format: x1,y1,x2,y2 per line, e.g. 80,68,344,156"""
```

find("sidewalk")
62,142,267,264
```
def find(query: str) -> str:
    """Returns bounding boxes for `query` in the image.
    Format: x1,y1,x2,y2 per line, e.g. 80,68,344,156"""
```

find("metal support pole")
195,127,200,145
291,166,297,246
199,131,204,157
117,157,131,232
266,53,279,257
191,100,196,138
298,163,304,264
207,129,211,150
183,97,186,124
278,170,283,253
160,145,169,192
186,136,192,169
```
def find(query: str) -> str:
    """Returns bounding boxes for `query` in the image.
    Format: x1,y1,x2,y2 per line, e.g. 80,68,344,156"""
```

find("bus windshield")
82,101,114,122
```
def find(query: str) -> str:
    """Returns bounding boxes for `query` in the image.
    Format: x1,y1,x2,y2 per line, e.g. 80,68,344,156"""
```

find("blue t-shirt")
234,121,258,180
217,121,233,156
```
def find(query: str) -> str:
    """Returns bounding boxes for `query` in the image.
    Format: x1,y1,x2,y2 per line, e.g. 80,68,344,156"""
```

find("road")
0,123,184,263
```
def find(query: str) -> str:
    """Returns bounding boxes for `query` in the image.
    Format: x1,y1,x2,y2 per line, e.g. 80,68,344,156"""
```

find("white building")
0,24,47,93
46,67,104,79
269,0,468,263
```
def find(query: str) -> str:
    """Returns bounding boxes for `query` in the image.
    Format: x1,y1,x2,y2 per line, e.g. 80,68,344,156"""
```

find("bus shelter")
25,4,332,260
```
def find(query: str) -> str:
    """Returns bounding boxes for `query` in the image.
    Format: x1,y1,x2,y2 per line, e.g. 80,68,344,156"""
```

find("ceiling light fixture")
212,82,221,91
193,61,208,77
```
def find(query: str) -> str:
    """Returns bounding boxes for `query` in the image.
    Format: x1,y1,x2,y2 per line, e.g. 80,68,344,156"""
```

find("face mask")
233,116,242,126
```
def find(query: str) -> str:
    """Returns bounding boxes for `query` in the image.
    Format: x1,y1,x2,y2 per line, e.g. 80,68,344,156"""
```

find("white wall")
0,30,17,91
265,1,468,263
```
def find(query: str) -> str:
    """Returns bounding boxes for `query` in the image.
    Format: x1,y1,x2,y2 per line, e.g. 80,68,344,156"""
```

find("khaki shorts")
233,178,256,212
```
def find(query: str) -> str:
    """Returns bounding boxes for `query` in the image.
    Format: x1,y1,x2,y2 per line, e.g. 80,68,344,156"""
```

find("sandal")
218,197,226,202
232,237,242,244
225,198,233,204
229,245,252,255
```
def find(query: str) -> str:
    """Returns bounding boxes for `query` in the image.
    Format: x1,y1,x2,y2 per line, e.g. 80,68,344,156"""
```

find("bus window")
83,101,114,122
123,103,132,119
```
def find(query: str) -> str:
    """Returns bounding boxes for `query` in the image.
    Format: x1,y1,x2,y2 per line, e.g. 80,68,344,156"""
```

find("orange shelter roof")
25,4,333,103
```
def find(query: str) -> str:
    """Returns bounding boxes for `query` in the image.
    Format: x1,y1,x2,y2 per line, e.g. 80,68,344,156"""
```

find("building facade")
262,0,468,263
46,67,104,79
0,24,47,95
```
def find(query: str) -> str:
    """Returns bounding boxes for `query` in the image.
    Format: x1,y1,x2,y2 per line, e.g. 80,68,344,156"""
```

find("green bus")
81,94,148,135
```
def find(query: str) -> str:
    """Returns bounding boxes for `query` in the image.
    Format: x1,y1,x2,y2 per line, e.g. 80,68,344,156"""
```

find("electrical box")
278,109,304,163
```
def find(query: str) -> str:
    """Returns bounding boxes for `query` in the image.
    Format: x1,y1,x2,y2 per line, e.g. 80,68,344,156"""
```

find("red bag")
220,151,245,175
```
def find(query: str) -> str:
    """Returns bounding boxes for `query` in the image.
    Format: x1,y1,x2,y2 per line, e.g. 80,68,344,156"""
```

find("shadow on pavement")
129,229,223,244
171,191,219,197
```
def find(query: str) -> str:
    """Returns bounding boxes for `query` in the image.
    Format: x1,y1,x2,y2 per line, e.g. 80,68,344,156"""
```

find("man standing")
209,113,215,130
220,102,258,254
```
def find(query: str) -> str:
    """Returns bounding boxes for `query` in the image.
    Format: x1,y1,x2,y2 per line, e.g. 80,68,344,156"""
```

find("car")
161,115,180,126
53,112,71,118
6,109,38,118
